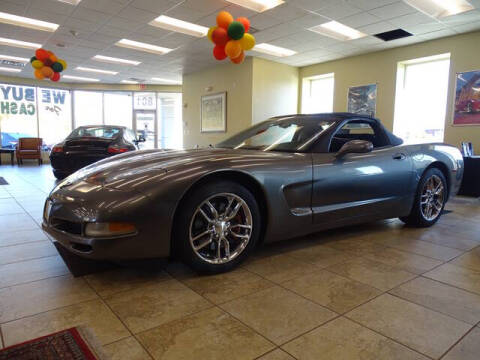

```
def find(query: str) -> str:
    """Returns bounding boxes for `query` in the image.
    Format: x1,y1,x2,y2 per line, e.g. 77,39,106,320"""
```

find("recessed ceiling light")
309,21,366,41
92,55,141,66
149,15,209,37
252,43,296,57
76,66,118,75
63,75,99,82
0,66,21,73
121,80,138,84
0,37,42,49
403,0,474,18
151,77,182,84
57,0,82,4
0,11,59,32
0,54,29,62
225,0,285,12
116,39,173,55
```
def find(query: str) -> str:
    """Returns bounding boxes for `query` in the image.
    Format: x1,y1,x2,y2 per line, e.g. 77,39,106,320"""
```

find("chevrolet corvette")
42,113,464,273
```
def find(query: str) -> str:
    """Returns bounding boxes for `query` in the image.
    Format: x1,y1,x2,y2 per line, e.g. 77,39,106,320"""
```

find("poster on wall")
347,84,377,117
201,92,226,133
453,70,480,126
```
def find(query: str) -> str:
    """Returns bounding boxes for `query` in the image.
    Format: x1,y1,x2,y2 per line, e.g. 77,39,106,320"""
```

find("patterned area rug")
0,327,106,359
0,177,8,185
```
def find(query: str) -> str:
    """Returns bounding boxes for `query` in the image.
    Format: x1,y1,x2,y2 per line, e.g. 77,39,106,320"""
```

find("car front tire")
400,167,447,227
175,180,261,273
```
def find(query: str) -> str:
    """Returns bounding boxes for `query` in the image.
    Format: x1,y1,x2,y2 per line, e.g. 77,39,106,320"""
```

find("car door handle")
392,153,406,160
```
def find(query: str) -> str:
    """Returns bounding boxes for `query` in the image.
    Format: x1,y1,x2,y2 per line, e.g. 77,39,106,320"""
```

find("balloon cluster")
207,11,255,64
30,48,67,82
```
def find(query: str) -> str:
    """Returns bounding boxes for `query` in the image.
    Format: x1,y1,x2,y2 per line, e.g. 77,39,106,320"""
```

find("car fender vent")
374,29,413,41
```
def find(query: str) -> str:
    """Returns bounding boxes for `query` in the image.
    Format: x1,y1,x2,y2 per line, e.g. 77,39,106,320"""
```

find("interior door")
134,110,156,149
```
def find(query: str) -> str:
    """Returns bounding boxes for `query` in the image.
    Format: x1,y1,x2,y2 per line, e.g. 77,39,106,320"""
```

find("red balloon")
211,27,229,47
236,17,250,33
43,58,53,66
213,45,227,60
35,48,49,61
50,72,60,82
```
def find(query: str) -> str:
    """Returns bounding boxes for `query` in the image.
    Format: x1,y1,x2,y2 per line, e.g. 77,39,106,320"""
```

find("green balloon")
228,21,245,40
30,56,37,63
51,62,63,72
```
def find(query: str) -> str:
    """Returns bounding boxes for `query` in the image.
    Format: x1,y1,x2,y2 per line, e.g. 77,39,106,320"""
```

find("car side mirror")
335,140,373,158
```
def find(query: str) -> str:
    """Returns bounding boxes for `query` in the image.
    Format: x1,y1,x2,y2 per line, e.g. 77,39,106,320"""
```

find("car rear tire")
174,180,261,273
400,167,447,227
53,170,67,180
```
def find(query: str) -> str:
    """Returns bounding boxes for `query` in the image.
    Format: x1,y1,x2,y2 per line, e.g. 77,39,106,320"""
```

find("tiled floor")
1,165,480,359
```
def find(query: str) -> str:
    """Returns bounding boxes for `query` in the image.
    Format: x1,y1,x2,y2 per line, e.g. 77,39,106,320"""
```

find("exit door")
135,110,156,149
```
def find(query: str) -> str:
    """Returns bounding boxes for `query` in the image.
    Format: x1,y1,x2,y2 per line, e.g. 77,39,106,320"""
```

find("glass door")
135,110,156,149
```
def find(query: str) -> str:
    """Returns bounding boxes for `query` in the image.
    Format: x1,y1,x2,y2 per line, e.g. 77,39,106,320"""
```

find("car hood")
59,148,293,191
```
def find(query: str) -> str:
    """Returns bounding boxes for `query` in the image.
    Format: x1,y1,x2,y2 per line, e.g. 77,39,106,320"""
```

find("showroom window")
0,83,37,149
73,90,103,127
104,92,133,128
393,54,451,144
158,92,183,149
38,87,72,149
301,73,334,114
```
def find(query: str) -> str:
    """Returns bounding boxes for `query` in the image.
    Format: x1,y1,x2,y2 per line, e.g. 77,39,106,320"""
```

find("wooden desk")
0,148,15,165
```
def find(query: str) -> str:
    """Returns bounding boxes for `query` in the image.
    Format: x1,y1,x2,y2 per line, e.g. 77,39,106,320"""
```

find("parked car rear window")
68,127,121,139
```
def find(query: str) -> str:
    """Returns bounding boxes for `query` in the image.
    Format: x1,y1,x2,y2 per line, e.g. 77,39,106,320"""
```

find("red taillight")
52,145,63,153
107,146,129,154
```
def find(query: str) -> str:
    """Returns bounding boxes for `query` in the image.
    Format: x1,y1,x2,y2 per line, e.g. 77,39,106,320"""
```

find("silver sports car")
43,113,464,273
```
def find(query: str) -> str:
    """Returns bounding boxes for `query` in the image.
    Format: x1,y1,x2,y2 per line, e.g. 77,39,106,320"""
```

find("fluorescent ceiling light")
116,39,173,55
0,11,59,32
0,54,29,62
0,66,21,73
149,15,208,37
151,77,181,84
57,0,82,4
0,37,42,49
63,75,99,82
76,66,118,75
309,21,366,41
225,0,284,12
121,80,138,84
403,0,474,18
92,55,141,66
253,43,297,57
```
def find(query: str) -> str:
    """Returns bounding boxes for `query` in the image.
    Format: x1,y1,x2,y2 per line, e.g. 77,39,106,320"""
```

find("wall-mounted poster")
201,92,226,133
453,70,480,126
347,84,377,117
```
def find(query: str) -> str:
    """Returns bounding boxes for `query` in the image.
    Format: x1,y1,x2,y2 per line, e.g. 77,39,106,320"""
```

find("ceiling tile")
264,3,310,21
0,0,27,16
71,7,111,24
389,12,437,27
129,0,176,14
117,6,158,22
30,0,76,16
368,1,416,20
315,2,363,19
340,12,382,28
79,0,125,15
249,13,283,30
345,0,397,11
358,21,398,35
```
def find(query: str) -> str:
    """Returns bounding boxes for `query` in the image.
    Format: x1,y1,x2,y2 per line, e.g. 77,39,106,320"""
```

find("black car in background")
50,125,144,179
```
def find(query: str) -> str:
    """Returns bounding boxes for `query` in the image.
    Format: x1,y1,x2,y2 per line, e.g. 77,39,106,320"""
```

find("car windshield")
68,127,121,139
216,116,335,152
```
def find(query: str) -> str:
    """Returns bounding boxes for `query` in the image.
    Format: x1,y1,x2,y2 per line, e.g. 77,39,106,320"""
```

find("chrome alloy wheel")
189,193,253,264
420,174,445,221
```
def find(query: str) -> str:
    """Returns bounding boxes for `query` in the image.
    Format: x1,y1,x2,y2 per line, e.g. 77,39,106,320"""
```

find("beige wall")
300,30,480,150
252,58,299,124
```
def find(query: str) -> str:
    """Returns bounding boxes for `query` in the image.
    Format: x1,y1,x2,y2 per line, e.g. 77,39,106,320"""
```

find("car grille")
50,218,83,235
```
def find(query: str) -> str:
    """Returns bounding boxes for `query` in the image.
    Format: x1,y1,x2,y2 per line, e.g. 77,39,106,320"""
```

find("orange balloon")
49,54,58,63
231,51,245,64
41,66,53,78
34,69,45,80
217,11,233,29
225,40,242,59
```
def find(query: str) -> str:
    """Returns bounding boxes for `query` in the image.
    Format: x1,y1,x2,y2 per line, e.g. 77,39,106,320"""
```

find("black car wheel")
400,168,447,227
175,181,261,273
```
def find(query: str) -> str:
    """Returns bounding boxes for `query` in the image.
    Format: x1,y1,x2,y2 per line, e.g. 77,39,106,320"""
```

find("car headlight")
85,222,137,237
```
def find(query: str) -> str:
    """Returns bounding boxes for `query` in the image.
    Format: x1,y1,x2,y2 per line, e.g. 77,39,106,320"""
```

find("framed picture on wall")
347,84,377,117
453,70,480,126
201,92,226,133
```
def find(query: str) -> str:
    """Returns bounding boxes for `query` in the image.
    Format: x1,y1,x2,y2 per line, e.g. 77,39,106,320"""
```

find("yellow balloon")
240,33,255,51
34,69,45,80
32,60,44,69
58,59,67,71
207,26,217,43
225,40,242,59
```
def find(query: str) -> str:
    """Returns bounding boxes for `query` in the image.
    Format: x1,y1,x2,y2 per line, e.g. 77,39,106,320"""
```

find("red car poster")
454,70,480,126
